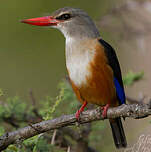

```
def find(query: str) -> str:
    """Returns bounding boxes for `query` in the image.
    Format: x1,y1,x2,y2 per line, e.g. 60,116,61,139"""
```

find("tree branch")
0,102,151,151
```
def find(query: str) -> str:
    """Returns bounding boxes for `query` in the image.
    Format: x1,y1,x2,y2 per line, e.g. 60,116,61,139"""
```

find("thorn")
51,129,57,145
67,146,71,152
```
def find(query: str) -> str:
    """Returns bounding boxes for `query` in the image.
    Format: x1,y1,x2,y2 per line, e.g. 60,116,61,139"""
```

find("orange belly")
70,64,117,107
69,41,118,107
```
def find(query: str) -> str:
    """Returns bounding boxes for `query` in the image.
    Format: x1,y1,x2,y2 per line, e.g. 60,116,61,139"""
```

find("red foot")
75,110,81,120
101,104,109,118
75,101,87,120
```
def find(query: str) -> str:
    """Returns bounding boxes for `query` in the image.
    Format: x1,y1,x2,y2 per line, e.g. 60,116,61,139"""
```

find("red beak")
21,16,58,26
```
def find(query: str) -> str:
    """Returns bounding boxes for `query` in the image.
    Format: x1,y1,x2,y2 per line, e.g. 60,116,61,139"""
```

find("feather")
114,77,125,104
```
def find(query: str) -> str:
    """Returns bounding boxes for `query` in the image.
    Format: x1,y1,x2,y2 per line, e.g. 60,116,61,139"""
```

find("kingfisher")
21,7,127,148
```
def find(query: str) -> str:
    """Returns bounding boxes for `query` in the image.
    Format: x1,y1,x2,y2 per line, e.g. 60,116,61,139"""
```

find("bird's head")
21,7,100,39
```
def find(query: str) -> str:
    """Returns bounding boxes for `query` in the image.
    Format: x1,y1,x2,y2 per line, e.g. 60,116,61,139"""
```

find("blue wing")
114,77,125,104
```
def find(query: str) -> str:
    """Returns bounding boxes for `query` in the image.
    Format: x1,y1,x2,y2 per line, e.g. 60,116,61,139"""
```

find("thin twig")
29,90,42,120
51,129,57,145
67,146,70,152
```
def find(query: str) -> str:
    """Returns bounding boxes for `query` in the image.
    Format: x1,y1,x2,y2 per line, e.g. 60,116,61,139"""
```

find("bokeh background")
0,0,151,151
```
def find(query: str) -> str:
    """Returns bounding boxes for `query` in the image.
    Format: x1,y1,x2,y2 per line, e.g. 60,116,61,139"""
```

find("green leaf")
23,135,39,146
5,145,18,152
40,81,65,120
123,71,144,86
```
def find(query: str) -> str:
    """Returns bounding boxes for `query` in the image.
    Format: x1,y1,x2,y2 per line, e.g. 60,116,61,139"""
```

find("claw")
101,104,109,118
75,110,81,120
75,101,87,121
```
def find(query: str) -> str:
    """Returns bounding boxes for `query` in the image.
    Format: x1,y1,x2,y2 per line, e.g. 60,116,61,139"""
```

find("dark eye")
56,14,71,20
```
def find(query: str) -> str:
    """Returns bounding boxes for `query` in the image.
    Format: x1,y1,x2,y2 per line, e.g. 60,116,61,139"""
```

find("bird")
21,7,127,148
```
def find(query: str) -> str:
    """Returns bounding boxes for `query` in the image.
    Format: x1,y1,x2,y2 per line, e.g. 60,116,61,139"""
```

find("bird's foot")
75,110,81,120
75,101,87,121
101,104,109,118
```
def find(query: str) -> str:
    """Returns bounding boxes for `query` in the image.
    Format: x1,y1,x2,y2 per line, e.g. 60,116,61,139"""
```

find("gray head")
21,7,100,39
51,7,100,39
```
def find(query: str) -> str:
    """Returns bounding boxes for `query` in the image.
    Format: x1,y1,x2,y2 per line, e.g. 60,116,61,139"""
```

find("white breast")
65,38,95,87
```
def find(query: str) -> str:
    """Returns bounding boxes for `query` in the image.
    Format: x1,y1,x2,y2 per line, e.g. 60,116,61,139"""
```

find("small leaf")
7,145,18,152
123,71,144,86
